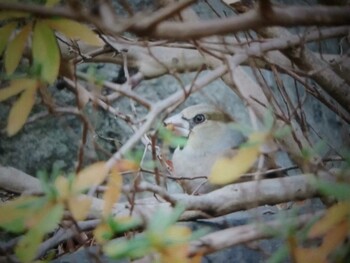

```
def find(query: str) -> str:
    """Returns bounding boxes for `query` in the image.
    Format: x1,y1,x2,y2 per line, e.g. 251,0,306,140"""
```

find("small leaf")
5,23,32,74
32,21,60,83
166,225,191,242
104,236,151,259
68,196,92,221
15,228,43,263
103,168,122,217
27,203,64,233
0,78,37,102
314,180,350,200
115,159,139,172
263,108,274,131
209,132,266,185
94,222,113,244
0,196,40,232
44,18,103,46
308,202,350,238
54,176,70,200
0,22,17,56
73,162,108,192
16,203,64,263
7,83,37,136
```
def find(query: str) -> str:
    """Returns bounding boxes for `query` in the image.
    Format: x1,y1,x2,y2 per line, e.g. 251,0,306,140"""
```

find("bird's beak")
164,113,190,137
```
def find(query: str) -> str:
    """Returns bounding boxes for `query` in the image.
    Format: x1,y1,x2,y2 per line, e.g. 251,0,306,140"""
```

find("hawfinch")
164,104,245,195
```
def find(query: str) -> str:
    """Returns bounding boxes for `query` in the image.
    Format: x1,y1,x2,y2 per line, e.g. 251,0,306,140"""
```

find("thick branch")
0,165,332,220
0,2,349,40
188,211,323,256
133,5,350,40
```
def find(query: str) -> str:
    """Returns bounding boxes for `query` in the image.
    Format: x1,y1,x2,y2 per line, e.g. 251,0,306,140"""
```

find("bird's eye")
193,114,205,124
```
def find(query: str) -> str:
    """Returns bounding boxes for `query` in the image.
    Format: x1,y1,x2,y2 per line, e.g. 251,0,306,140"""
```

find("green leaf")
313,180,350,200
38,203,64,233
268,245,289,263
0,22,17,56
32,21,60,83
104,236,151,259
263,108,274,131
5,23,32,75
15,228,43,263
274,125,292,139
148,204,185,234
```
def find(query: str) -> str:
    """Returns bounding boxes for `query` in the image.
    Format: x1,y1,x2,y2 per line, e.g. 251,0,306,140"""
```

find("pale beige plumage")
164,104,245,194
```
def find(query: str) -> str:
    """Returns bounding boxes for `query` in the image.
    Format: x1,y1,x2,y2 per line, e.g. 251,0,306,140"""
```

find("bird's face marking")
164,104,232,140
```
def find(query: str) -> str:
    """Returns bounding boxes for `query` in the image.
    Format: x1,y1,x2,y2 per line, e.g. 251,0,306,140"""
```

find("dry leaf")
5,23,32,74
7,84,37,136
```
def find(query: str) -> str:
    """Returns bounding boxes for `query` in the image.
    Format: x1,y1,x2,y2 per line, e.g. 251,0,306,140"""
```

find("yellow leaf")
54,176,70,200
73,162,109,192
32,21,60,83
160,244,189,263
7,83,37,136
103,168,122,217
209,132,267,185
0,22,17,56
115,159,140,172
166,225,191,242
0,78,37,102
68,196,92,221
44,18,103,46
308,202,350,238
5,23,32,75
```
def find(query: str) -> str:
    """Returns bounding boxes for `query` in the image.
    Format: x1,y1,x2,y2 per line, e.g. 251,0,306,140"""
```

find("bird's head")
164,104,244,152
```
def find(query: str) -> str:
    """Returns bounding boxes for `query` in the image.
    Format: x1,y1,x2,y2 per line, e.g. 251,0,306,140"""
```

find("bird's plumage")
164,104,245,194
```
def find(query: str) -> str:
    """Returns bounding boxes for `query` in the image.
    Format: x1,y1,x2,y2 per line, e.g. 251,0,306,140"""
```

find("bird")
164,104,246,195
